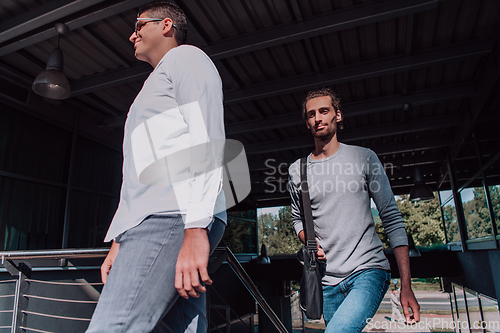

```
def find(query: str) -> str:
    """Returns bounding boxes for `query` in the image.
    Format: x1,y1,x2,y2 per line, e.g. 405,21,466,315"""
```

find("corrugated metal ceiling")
0,0,499,207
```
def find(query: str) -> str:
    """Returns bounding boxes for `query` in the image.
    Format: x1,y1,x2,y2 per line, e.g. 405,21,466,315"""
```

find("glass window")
222,210,257,254
487,185,500,235
257,206,302,256
398,193,445,248
461,187,492,240
440,191,460,243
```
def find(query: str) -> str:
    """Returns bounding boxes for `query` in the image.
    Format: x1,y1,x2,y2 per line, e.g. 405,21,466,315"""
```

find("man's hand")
393,245,420,324
400,285,420,324
175,228,211,299
101,241,120,284
298,230,325,260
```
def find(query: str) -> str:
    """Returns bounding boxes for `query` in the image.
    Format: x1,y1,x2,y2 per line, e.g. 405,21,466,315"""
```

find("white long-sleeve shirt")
104,45,226,242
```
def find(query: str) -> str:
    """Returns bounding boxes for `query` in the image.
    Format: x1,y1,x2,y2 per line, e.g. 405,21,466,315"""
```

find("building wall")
0,102,122,251
449,249,500,301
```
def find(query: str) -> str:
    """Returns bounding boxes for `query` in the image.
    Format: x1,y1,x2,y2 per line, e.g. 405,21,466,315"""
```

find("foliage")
376,194,445,248
258,206,303,256
462,187,493,239
442,203,459,242
257,185,500,255
491,185,500,234
396,194,446,247
221,211,257,253
441,185,500,242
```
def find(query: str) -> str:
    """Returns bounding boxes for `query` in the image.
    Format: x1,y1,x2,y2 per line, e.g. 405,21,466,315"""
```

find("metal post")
3,260,31,333
477,292,486,333
471,127,498,247
447,155,468,251
452,285,461,333
438,190,449,244
448,292,456,333
462,288,471,332
62,110,80,249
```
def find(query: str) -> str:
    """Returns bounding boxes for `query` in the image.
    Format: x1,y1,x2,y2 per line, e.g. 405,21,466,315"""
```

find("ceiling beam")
101,84,474,130
0,0,438,63
70,63,151,96
374,137,453,155
0,0,154,57
79,27,130,68
58,0,446,97
244,114,459,155
247,137,452,172
224,39,494,105
247,138,453,172
251,164,441,185
450,53,500,160
225,84,475,135
203,0,440,60
0,0,107,44
70,37,490,105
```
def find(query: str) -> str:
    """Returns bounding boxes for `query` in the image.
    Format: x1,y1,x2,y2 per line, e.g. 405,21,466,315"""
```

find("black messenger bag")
297,157,326,320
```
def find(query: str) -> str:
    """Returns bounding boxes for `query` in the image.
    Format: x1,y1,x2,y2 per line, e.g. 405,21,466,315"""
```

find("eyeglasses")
134,18,177,35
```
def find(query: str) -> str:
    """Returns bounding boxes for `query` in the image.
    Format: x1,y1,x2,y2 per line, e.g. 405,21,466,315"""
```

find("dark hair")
301,87,343,130
138,1,187,45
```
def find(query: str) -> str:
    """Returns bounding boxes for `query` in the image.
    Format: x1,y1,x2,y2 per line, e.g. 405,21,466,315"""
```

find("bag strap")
300,157,317,252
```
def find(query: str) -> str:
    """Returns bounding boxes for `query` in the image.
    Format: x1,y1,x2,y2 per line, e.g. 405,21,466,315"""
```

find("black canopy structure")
0,0,499,208
1,1,500,331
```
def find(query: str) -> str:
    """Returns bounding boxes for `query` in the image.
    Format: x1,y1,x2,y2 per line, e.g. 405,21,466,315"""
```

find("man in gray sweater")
288,88,420,332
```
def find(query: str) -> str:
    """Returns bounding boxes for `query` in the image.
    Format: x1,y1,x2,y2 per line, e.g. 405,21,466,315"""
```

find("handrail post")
2,258,31,333
214,247,289,333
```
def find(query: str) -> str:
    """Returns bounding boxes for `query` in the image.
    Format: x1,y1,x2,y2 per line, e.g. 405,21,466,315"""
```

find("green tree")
375,194,445,248
490,185,500,234
442,204,459,242
258,206,303,255
396,194,445,247
221,210,257,253
462,187,492,239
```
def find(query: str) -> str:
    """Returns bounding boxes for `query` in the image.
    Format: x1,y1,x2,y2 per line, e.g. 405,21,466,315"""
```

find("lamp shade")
409,166,434,201
256,244,271,264
32,47,70,100
407,233,421,257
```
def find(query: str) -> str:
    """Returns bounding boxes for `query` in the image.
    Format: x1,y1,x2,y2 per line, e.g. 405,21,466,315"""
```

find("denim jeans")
86,215,225,333
323,268,390,333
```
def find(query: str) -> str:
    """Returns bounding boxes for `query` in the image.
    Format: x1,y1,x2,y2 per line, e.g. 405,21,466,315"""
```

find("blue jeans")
86,215,225,333
323,268,390,333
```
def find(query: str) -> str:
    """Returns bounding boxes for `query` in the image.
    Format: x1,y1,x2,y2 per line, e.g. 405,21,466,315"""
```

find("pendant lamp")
409,166,434,201
32,23,70,100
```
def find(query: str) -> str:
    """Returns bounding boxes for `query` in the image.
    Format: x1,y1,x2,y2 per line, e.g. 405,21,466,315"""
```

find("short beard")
312,128,336,141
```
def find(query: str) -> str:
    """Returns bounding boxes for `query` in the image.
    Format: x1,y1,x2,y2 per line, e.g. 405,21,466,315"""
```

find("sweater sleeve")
367,150,408,249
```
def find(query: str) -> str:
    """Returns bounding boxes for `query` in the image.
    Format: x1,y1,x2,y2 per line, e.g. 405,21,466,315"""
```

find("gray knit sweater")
288,143,408,285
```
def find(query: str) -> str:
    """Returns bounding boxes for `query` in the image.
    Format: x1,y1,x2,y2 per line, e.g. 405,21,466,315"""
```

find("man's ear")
162,18,175,36
305,120,311,129
336,110,343,123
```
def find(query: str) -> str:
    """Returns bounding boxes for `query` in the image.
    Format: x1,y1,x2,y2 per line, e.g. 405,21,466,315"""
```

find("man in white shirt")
87,2,226,332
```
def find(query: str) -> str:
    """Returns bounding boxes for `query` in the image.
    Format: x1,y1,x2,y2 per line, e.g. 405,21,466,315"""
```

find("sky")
257,206,281,217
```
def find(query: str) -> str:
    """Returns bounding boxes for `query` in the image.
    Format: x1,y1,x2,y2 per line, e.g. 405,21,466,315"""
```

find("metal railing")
209,247,288,333
0,247,288,333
